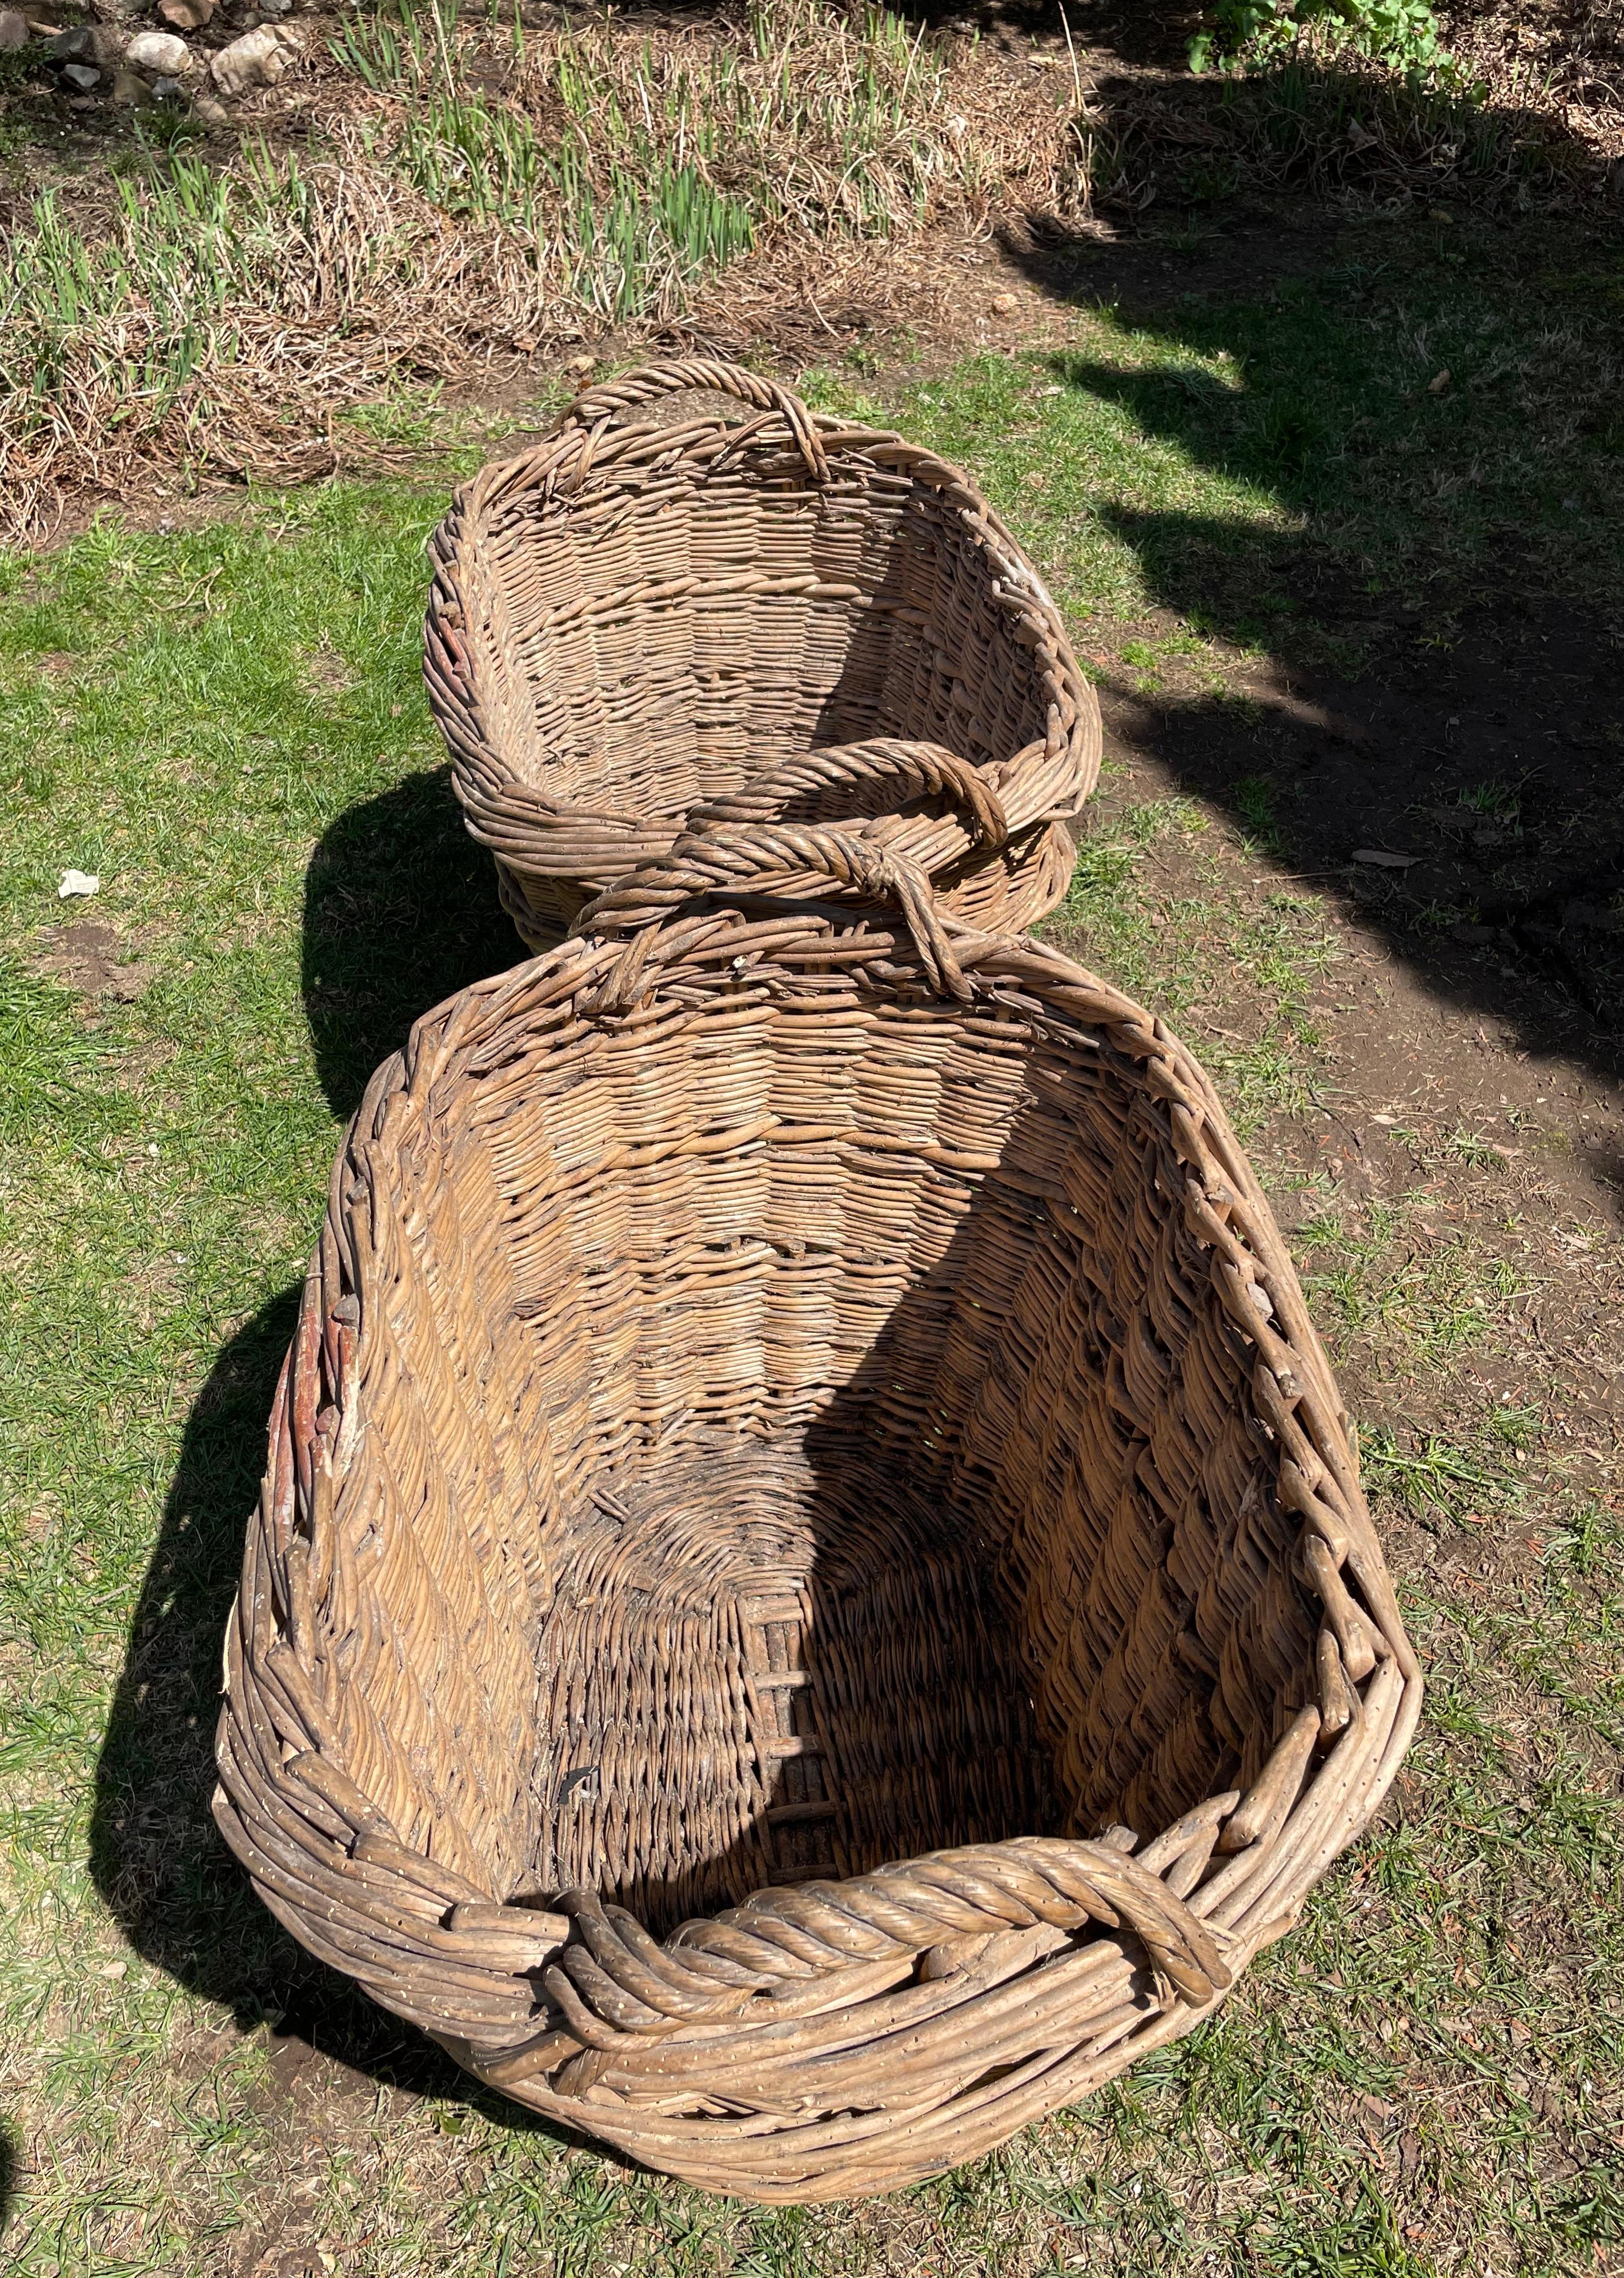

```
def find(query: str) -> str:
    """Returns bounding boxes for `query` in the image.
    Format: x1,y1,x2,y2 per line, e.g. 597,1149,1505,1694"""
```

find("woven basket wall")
423,360,1101,949
214,828,1420,2203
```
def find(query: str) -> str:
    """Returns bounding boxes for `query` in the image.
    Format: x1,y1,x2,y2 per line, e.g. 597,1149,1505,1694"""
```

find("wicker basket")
423,359,1101,948
214,828,1420,2203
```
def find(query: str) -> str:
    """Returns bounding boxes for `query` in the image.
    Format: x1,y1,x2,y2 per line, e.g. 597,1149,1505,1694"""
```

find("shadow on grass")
997,210,1624,1110
86,1288,479,2104
300,762,522,1123
86,769,576,2127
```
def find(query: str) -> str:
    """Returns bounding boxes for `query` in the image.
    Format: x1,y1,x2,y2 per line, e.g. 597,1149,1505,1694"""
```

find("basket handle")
575,819,969,1006
690,737,1009,851
559,357,829,482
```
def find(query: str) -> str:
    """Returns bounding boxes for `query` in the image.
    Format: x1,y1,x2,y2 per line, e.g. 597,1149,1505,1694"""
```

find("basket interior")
472,449,1058,819
344,982,1319,1934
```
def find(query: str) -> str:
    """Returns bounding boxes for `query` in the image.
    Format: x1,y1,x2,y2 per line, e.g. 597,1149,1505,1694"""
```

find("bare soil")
1089,617,1624,1406
31,916,158,997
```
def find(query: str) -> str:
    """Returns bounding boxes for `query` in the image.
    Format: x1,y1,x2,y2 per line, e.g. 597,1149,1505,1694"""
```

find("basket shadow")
301,763,522,1123
85,1292,433,2081
86,1280,591,2137
0,2121,15,2245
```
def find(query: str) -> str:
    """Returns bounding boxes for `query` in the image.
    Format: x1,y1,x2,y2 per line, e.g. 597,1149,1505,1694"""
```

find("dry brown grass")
1081,45,1607,217
0,155,542,542
1443,0,1624,165
0,0,1078,543
7,0,1612,546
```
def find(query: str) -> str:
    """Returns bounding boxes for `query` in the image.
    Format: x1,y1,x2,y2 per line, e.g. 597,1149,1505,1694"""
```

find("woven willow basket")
423,359,1101,948
215,827,1420,2203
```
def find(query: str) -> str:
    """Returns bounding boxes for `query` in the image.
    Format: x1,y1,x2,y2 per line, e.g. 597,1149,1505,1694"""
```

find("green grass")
812,226,1624,659
1297,1202,1532,1370
3,239,1623,2272
1359,1424,1514,1526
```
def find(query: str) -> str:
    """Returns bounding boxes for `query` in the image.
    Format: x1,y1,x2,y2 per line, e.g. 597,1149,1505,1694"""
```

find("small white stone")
59,869,101,899
125,27,191,71
210,23,292,95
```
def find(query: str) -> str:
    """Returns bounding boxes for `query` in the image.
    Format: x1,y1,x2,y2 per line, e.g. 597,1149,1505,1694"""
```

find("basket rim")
213,898,1421,2199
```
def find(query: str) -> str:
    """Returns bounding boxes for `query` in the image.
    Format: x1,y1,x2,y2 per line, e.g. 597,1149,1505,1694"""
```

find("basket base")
531,1444,1058,1933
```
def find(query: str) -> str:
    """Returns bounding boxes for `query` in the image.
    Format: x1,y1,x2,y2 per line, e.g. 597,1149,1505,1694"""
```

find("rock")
125,26,189,69
110,61,153,99
156,0,212,22
191,87,229,122
61,56,100,84
50,20,122,59
1350,847,1421,870
0,9,27,50
210,22,290,93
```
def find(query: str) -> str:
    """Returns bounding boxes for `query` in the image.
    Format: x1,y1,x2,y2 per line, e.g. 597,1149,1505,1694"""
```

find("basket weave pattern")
423,361,1102,947
215,829,1420,2202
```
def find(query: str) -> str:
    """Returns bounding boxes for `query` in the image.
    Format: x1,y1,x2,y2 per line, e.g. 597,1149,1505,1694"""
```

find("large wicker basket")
423,359,1101,948
214,828,1420,2203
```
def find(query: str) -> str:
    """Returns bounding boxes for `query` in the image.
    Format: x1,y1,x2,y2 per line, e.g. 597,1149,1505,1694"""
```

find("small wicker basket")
215,829,1419,2203
423,360,1101,948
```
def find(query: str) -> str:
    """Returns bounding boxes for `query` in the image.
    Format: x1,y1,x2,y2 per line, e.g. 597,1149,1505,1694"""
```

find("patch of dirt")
250,2018,380,2123
246,2253,326,2278
1445,0,1624,167
302,641,355,698
1070,602,1624,1476
1088,590,1624,1076
32,919,156,1001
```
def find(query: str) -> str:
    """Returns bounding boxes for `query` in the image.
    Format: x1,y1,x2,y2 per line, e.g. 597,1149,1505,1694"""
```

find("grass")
7,0,1613,546
0,0,1073,542
3,235,1623,2272
1053,796,1338,1130
0,143,519,542
839,230,1624,650
352,0,986,314
1296,1202,1532,1369
1358,1424,1515,1526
